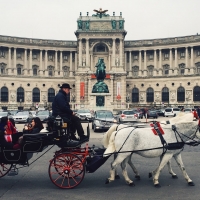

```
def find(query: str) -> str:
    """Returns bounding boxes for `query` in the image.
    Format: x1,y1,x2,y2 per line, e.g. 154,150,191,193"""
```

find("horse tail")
102,124,118,148
103,130,117,157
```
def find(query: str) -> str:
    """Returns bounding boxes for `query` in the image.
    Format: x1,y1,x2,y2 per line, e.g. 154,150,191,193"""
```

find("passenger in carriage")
17,117,44,145
0,117,13,149
52,83,88,142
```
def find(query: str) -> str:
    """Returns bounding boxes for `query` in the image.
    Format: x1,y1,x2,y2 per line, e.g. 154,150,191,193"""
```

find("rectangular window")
33,54,37,59
164,53,169,59
63,55,68,61
0,51,5,57
197,67,200,73
133,71,138,77
149,54,153,60
17,68,21,75
197,50,200,57
48,55,53,61
164,69,169,75
0,68,4,74
180,68,185,75
180,52,185,58
133,55,138,60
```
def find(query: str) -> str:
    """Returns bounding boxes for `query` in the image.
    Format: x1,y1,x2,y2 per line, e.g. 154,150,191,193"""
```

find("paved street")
1,117,200,200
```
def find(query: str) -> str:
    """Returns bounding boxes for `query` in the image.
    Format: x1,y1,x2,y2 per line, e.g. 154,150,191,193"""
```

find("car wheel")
174,114,176,117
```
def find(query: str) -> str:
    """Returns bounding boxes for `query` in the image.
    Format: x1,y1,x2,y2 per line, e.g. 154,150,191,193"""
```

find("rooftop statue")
93,8,109,18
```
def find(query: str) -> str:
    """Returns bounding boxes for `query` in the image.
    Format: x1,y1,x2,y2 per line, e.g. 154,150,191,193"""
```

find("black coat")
52,89,73,118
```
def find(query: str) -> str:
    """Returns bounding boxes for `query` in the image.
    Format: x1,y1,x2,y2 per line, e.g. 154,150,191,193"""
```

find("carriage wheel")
49,153,85,189
0,163,13,178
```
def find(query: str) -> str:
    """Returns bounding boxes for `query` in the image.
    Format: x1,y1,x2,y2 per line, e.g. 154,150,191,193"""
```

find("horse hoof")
172,175,178,179
154,184,161,188
149,172,152,178
115,175,120,179
135,175,140,180
129,182,135,186
188,182,195,186
105,179,110,184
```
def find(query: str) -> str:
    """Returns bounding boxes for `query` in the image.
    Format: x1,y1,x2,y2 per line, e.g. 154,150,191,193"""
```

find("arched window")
32,88,40,102
193,86,200,101
1,86,8,102
17,87,24,102
132,88,139,102
146,87,154,102
177,87,185,102
162,87,169,102
48,88,55,102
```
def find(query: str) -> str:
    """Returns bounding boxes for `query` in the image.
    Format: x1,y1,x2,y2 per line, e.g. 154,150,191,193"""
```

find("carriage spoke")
0,163,12,178
49,153,85,189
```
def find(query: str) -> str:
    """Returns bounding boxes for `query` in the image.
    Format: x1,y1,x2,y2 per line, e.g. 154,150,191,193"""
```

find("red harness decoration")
150,122,164,135
6,121,17,135
4,135,12,142
193,110,198,119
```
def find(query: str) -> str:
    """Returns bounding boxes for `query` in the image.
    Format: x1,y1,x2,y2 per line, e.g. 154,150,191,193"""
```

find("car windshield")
123,111,134,115
10,111,18,115
16,111,28,115
37,111,49,115
96,112,113,118
184,109,191,112
77,110,90,113
0,112,8,116
173,108,180,111
165,109,172,112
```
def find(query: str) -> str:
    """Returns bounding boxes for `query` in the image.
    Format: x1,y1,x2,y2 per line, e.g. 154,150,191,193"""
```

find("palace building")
0,10,200,111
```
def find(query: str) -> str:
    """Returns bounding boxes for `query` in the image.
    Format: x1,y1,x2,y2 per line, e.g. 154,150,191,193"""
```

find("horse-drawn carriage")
0,116,109,189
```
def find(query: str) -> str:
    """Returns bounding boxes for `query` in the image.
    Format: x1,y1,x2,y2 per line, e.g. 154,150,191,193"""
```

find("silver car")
12,111,33,123
36,110,51,122
116,110,138,123
76,109,93,121
0,111,13,119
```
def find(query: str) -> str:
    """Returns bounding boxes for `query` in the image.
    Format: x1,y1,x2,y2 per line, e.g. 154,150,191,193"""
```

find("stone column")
159,49,162,69
60,51,63,70
175,48,178,68
13,48,16,69
111,76,114,103
75,52,77,71
191,47,194,68
112,38,115,66
139,50,142,76
86,39,89,66
170,48,172,68
55,50,57,71
120,39,123,66
90,53,93,71
70,51,73,76
124,52,127,71
88,78,91,104
29,49,32,70
108,54,110,71
129,51,132,76
40,50,43,71
45,50,47,72
154,49,157,69
144,50,146,70
24,49,27,75
185,47,188,67
79,39,82,66
8,47,11,68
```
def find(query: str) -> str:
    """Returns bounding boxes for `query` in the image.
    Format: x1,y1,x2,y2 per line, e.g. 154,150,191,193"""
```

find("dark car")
92,110,117,132
147,110,158,119
36,110,51,122
155,109,165,116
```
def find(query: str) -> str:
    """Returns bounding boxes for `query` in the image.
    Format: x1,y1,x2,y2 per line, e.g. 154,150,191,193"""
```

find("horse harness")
110,122,200,157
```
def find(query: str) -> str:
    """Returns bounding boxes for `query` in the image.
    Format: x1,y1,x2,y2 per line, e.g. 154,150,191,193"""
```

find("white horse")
103,113,200,187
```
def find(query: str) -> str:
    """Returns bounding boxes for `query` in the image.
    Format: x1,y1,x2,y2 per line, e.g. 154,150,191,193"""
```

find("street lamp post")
126,93,130,109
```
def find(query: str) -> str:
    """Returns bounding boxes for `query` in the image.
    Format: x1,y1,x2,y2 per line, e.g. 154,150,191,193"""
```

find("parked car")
0,111,13,119
184,108,193,113
9,110,19,116
116,110,138,123
76,109,93,121
147,110,158,119
12,111,33,123
30,111,37,117
155,109,165,116
36,110,51,122
92,110,117,132
164,107,180,117
132,109,143,119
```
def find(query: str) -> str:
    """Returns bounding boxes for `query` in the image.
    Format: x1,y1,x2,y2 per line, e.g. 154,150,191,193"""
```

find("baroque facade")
0,11,200,111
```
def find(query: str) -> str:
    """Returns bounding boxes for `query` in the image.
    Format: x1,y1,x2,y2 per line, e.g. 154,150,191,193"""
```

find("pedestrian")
52,83,88,142
196,106,200,118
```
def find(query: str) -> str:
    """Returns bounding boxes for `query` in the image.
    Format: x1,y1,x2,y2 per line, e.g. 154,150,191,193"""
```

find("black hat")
60,83,72,89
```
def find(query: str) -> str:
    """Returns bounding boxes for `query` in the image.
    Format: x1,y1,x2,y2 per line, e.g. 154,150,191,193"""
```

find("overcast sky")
1,0,200,41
